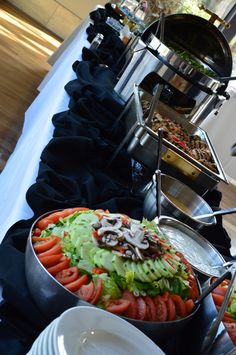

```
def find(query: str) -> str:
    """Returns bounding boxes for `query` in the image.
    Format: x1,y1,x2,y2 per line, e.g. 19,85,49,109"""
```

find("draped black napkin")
0,5,233,355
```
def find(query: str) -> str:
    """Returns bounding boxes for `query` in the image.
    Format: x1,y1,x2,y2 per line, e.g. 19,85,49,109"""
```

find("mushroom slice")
97,227,123,238
100,216,122,229
122,228,149,250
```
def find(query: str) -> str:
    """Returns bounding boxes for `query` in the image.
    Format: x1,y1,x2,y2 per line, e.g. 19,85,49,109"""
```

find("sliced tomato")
106,299,130,314
215,305,233,319
38,254,63,268
212,293,225,307
92,267,107,275
176,251,192,272
90,278,103,305
171,294,187,318
144,296,156,321
123,291,137,319
211,278,230,287
47,211,64,223
77,282,95,301
55,266,79,285
32,228,42,236
153,295,168,322
161,292,170,302
32,235,60,253
212,286,227,297
136,297,147,320
166,296,176,321
38,243,62,257
223,316,236,323
47,257,70,276
188,274,199,300
185,299,195,316
224,322,236,345
65,274,89,292
36,218,54,230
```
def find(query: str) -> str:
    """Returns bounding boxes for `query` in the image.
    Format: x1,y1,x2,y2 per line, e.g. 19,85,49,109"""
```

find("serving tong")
201,265,236,353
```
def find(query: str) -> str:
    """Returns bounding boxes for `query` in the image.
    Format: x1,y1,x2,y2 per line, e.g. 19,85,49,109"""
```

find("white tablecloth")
0,18,90,243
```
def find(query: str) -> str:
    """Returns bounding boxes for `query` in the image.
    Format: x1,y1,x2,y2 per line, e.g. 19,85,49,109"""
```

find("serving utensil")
195,207,236,220
210,260,236,270
194,270,231,308
201,265,236,353
155,129,163,223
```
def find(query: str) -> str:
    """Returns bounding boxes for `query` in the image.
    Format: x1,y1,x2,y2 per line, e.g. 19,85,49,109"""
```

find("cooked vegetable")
211,278,236,345
32,208,199,322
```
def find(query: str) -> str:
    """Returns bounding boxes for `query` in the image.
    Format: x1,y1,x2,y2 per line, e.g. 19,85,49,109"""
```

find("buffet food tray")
125,86,228,194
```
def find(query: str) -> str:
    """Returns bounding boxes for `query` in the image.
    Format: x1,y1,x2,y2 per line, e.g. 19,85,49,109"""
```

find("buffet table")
0,4,235,355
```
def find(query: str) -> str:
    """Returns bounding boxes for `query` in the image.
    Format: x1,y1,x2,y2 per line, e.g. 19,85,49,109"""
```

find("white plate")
54,306,165,355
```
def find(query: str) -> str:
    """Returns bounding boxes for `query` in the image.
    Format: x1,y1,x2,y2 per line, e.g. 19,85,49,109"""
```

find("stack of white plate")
26,306,166,355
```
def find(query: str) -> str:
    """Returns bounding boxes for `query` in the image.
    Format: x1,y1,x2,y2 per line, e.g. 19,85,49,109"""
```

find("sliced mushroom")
91,221,102,229
100,216,122,229
97,227,123,238
122,228,149,250
104,238,118,247
135,247,144,261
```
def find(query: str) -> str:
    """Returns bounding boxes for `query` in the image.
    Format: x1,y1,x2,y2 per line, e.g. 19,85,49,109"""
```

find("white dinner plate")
54,306,166,355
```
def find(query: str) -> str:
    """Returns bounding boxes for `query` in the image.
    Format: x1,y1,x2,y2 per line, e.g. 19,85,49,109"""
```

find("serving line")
0,17,90,244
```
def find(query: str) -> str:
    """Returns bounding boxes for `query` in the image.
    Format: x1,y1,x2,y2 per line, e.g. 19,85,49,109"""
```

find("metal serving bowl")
25,210,201,344
143,173,217,230
158,216,225,280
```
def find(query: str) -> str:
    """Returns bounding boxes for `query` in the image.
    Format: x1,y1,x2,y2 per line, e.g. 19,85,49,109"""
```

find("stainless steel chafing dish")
125,85,228,194
115,12,232,126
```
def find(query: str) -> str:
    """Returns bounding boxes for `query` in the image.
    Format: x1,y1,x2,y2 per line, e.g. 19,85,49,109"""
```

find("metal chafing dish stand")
114,11,232,126
123,85,229,195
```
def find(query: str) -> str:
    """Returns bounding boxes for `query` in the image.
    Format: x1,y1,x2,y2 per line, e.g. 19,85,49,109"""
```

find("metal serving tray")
125,85,228,194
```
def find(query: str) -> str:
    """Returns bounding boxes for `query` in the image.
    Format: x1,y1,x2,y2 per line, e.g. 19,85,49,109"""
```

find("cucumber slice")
112,254,125,277
161,258,176,277
158,259,172,277
146,259,162,279
142,260,158,281
100,250,115,272
154,259,168,278
93,249,105,268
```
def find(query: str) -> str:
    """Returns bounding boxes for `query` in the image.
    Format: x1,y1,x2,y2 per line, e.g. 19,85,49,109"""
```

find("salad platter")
25,207,201,343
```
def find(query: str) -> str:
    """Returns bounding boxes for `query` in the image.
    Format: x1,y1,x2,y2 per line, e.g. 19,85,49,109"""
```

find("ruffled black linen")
0,5,233,355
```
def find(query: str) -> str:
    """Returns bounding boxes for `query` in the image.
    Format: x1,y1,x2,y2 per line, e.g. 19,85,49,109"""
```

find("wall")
7,0,107,39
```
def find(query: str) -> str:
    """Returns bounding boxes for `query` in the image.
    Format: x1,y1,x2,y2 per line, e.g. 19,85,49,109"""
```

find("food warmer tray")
125,86,228,194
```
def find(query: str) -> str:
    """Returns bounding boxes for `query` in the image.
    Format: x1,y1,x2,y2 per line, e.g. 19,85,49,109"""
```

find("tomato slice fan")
32,235,60,254
153,295,168,322
122,290,137,319
106,299,130,314
166,295,176,321
38,254,63,268
55,266,79,285
90,278,103,305
171,294,187,318
66,274,89,292
47,257,70,276
38,243,62,257
136,297,147,320
77,282,95,301
143,295,156,321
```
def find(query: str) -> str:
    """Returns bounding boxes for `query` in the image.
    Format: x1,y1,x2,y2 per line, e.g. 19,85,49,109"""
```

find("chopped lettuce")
228,286,236,319
93,273,121,300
